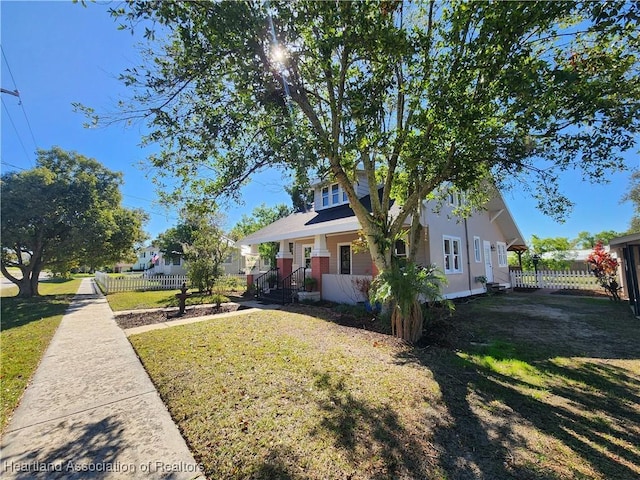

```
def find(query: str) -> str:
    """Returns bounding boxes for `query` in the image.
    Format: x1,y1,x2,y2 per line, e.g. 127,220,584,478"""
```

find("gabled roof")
237,193,401,245
483,194,527,251
237,188,526,250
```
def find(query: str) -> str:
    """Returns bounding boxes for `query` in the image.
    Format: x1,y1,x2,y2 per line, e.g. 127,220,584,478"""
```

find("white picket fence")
510,270,600,290
95,271,189,294
95,271,248,294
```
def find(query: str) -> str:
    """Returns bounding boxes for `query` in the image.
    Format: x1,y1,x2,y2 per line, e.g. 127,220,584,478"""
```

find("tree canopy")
102,0,639,272
230,203,292,265
0,147,148,297
573,230,623,249
155,205,231,292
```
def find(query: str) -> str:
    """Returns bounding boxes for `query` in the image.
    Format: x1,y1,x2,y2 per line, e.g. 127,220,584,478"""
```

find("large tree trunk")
16,275,38,298
1,257,42,298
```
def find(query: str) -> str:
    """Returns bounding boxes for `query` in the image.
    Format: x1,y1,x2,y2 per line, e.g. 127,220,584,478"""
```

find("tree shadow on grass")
396,346,640,480
309,369,431,479
242,445,301,480
0,296,71,332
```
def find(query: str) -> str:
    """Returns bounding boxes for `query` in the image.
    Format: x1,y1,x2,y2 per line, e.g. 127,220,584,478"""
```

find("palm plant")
370,260,451,343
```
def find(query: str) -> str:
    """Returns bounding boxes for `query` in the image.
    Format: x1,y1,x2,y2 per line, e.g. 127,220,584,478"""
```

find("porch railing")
279,267,308,304
254,267,279,299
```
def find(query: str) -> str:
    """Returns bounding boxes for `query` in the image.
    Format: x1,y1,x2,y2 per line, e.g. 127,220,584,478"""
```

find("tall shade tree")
84,1,640,340
102,0,640,274
0,147,148,297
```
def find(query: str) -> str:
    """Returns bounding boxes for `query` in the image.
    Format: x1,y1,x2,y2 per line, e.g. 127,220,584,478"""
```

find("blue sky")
1,1,636,244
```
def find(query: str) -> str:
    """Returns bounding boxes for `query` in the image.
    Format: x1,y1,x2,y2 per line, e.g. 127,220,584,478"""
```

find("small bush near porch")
129,294,639,479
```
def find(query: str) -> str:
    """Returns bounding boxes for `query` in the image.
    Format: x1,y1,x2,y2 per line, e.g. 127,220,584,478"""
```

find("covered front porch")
242,232,378,304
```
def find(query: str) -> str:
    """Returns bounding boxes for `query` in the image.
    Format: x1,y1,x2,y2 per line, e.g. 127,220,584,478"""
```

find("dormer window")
332,184,339,204
319,182,349,209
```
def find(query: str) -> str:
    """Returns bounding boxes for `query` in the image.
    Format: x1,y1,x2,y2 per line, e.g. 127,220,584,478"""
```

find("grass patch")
0,276,83,431
107,288,242,311
131,293,640,479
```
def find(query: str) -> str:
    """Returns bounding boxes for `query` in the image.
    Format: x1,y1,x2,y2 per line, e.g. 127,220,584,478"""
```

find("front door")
483,240,494,283
339,245,351,274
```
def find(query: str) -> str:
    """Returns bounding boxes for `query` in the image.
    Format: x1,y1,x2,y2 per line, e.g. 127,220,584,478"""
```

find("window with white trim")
331,184,340,204
443,236,462,274
446,190,465,207
497,242,508,267
473,236,481,263
319,183,349,208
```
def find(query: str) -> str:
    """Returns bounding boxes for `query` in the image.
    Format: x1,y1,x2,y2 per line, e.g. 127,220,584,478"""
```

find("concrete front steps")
486,282,510,294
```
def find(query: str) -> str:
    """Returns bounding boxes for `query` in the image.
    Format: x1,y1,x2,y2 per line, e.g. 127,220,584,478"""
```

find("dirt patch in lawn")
114,303,251,329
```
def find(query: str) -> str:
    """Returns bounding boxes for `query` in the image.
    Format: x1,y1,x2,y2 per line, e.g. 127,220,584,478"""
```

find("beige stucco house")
237,175,526,304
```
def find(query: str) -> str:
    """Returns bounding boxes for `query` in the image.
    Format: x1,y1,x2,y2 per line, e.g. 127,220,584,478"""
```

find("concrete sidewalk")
1,278,205,479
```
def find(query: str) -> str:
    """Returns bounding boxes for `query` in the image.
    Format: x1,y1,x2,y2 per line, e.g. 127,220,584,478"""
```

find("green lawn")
1,277,82,431
106,287,245,311
129,293,640,480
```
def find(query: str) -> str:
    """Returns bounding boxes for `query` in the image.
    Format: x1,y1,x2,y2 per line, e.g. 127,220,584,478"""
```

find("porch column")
276,240,293,278
311,234,331,295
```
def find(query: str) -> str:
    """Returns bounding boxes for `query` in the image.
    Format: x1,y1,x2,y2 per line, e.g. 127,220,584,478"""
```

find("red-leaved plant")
587,241,621,301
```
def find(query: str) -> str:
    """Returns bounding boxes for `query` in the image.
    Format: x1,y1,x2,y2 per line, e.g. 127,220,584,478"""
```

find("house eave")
237,219,362,245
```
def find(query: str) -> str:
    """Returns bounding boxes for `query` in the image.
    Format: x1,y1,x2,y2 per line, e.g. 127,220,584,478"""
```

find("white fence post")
508,270,598,290
93,272,248,294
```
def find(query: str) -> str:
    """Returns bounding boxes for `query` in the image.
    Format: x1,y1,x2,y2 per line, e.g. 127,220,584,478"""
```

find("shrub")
370,260,452,343
587,241,621,301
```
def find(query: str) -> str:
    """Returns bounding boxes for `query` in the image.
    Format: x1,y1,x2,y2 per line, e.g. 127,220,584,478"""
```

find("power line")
1,97,32,166
1,45,18,89
123,193,160,204
122,202,179,221
1,160,27,172
1,45,39,151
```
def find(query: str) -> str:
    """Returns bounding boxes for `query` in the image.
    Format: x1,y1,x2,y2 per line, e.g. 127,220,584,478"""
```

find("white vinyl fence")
510,270,600,290
95,271,248,294
95,271,189,294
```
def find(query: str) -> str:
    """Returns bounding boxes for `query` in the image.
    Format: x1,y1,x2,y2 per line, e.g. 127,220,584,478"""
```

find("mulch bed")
115,303,251,329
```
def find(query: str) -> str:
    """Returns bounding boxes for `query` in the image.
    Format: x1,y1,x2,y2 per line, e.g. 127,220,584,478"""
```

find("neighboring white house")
237,173,527,304
133,238,270,276
134,245,188,276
